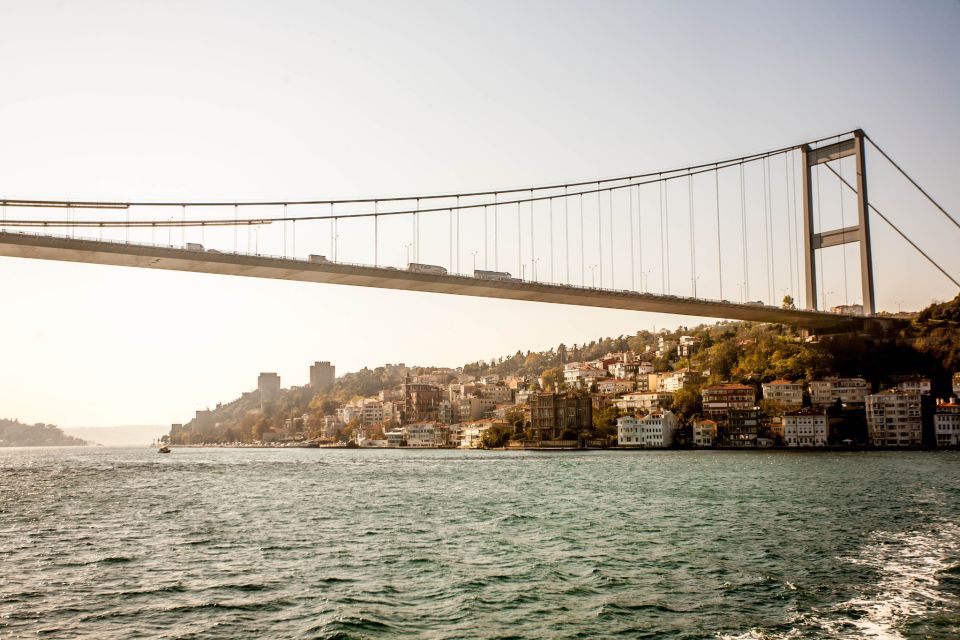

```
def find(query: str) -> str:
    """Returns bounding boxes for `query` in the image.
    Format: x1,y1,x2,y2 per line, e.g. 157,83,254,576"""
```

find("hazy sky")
1,0,958,428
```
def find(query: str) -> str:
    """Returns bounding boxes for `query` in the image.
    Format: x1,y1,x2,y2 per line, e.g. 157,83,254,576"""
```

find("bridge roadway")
0,231,861,330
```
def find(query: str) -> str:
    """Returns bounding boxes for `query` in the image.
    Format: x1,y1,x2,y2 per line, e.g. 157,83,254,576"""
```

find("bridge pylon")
800,129,875,314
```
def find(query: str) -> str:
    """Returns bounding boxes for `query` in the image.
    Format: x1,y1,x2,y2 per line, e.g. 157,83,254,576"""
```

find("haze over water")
1,447,958,639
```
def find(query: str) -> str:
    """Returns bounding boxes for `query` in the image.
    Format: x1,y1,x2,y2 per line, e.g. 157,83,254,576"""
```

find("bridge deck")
0,231,861,329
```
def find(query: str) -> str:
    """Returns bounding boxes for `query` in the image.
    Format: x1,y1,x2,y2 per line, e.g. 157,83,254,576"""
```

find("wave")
719,519,960,640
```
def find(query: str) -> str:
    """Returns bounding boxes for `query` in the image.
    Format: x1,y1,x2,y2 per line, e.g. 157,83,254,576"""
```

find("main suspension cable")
822,162,959,289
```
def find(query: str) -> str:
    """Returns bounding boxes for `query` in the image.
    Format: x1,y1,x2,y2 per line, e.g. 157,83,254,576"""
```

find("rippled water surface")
1,448,959,639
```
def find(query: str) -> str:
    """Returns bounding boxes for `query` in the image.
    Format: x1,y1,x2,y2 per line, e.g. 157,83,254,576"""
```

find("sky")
1,0,958,428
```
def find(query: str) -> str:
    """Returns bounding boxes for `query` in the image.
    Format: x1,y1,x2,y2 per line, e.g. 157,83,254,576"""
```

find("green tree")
480,424,513,448
592,405,619,438
670,384,703,422
540,366,564,392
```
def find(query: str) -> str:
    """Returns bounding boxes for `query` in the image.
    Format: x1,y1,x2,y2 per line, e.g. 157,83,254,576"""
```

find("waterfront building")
257,372,281,408
459,422,486,448
528,392,592,442
934,401,960,447
761,380,804,412
725,407,762,447
702,383,755,423
402,422,449,447
616,410,677,448
865,390,922,447
616,416,643,445
810,377,869,409
309,361,335,392
613,391,674,413
783,407,828,447
769,416,784,441
692,419,717,448
385,428,404,446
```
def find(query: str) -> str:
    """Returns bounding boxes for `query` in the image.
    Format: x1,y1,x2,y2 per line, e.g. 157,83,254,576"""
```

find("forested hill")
0,419,88,447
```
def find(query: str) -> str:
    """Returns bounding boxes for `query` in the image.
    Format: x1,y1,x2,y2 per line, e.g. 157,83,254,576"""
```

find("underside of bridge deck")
0,231,863,330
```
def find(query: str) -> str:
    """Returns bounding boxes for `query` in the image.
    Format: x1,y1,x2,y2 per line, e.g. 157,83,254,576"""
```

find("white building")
810,377,869,408
678,336,700,357
865,391,922,447
402,422,449,447
656,337,678,359
934,402,960,447
563,366,607,388
897,376,931,396
617,410,677,448
782,408,828,447
658,369,701,392
693,419,717,448
613,391,674,413
761,380,805,412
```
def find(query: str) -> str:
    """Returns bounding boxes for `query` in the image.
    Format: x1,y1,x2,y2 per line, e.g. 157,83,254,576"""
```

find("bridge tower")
801,129,875,314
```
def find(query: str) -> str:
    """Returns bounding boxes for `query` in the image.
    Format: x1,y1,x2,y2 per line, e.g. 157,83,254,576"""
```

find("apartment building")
934,402,960,447
692,419,717,448
810,377,869,409
725,407,762,447
782,407,828,447
528,392,592,442
761,380,804,412
865,390,922,447
616,410,678,448
613,391,675,413
702,383,755,423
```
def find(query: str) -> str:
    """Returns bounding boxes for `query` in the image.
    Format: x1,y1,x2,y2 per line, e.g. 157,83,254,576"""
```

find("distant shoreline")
164,444,957,453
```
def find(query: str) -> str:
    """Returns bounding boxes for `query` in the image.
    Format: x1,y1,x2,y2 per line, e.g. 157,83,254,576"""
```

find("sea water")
1,447,958,639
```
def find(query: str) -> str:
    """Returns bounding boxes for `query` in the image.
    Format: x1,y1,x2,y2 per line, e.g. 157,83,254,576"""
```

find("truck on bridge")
407,263,447,276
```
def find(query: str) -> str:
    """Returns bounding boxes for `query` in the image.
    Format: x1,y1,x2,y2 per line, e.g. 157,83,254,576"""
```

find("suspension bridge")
0,129,956,329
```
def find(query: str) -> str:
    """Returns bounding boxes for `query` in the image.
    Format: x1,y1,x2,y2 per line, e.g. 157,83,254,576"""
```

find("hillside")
0,419,88,447
167,294,960,444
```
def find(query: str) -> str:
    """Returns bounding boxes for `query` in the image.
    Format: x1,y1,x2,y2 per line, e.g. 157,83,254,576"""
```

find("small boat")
158,446,171,454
